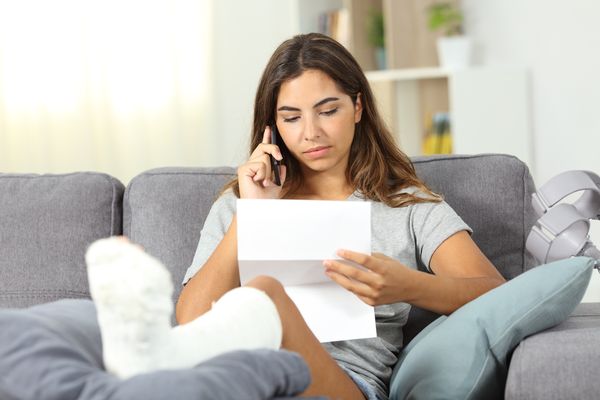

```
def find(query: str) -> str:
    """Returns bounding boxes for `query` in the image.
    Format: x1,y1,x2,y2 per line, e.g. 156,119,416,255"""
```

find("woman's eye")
283,116,300,123
321,108,338,116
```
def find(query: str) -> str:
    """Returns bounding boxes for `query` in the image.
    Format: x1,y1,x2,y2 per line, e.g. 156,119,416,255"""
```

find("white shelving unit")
292,1,533,167
366,67,450,81
366,67,533,167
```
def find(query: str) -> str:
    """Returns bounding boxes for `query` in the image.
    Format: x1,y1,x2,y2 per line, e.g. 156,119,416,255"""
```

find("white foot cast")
86,237,282,379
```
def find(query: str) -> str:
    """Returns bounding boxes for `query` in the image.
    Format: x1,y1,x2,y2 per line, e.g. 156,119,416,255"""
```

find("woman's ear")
354,93,363,123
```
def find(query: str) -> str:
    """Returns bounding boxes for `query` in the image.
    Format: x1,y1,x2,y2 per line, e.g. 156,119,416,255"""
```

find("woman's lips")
303,146,331,159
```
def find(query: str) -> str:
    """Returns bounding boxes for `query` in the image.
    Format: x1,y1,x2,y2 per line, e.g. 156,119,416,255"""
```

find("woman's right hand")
238,126,286,199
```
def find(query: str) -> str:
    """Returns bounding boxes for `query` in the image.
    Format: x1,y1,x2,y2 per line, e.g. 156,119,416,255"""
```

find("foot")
86,237,174,378
86,237,282,379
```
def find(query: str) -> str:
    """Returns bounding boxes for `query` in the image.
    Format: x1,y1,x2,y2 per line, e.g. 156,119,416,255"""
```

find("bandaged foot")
86,237,282,379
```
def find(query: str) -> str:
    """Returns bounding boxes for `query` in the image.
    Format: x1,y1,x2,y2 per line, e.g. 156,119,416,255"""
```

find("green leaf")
367,8,385,48
427,2,463,36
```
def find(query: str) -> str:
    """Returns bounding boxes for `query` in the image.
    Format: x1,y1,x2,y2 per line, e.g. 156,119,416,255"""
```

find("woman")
176,33,505,400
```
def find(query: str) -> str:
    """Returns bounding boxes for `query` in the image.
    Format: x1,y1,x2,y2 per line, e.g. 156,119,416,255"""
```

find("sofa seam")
0,295,89,299
0,289,88,293
521,162,527,273
140,170,235,177
569,312,600,318
517,340,523,399
412,153,517,165
110,176,117,236
0,171,107,180
94,173,122,237
0,290,89,297
512,340,524,398
124,176,137,239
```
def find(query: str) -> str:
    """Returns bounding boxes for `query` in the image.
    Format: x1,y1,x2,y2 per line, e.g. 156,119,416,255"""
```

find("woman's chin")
301,158,345,174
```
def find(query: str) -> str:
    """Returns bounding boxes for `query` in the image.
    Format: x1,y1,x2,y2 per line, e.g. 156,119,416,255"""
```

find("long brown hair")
225,33,440,207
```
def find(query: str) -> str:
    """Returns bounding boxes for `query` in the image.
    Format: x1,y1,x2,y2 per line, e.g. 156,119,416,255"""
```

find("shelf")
365,67,449,82
365,67,532,166
293,1,532,165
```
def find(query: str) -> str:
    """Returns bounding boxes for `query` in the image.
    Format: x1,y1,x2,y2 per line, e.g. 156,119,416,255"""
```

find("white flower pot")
436,36,473,69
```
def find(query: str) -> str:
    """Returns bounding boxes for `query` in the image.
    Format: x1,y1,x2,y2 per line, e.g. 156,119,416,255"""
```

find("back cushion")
123,167,235,305
124,154,537,309
0,173,124,308
413,154,538,278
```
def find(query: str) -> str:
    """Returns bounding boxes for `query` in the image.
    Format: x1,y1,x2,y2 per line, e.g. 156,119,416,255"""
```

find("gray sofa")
1,153,599,399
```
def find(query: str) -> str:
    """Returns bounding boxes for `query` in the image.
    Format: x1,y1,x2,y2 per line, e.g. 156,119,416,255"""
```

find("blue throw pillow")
389,256,595,400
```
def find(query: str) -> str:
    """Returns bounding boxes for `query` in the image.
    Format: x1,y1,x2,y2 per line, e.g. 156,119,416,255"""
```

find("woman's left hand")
323,250,414,306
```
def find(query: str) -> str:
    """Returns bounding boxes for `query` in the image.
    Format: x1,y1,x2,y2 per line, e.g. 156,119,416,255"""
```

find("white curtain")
0,0,214,184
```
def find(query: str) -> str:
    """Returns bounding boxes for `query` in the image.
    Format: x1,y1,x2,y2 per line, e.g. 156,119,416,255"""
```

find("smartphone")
270,125,282,186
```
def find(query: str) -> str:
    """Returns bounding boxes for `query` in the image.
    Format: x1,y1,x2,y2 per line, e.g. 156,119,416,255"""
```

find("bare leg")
246,276,365,400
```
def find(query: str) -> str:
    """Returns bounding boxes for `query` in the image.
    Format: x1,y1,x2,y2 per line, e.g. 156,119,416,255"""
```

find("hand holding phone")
237,125,284,198
270,125,282,186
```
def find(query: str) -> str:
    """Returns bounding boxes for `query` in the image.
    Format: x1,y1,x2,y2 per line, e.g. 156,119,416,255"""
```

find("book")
318,8,350,49
423,112,453,155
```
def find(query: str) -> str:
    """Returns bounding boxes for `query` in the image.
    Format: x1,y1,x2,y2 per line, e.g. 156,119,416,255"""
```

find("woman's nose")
303,120,320,141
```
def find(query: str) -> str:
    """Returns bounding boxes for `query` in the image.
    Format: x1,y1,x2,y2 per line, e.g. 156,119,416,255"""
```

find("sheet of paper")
284,282,376,343
237,199,376,342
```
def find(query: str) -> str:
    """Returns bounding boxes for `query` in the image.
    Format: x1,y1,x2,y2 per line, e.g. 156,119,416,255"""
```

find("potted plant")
367,8,386,70
427,2,472,69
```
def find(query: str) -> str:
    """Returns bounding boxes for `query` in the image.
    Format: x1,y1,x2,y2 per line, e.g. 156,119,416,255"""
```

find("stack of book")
422,112,453,155
318,8,350,49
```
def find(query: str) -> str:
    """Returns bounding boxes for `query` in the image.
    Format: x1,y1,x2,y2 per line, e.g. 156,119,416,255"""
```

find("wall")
463,0,600,184
209,0,296,166
462,0,600,301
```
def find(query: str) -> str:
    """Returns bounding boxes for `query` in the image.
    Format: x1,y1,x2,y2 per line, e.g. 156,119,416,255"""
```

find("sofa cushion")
413,154,537,279
0,299,316,400
388,256,595,400
123,167,235,304
505,302,600,400
0,173,124,308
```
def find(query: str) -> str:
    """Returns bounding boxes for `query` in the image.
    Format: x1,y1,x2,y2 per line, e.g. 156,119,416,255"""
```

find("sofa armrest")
505,303,600,399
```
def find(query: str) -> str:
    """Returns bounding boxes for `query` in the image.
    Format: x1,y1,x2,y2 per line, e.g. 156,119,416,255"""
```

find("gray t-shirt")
183,189,471,399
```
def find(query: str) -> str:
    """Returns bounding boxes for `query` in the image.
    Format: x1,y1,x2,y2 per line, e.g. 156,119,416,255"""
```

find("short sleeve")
411,200,472,272
182,191,237,285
